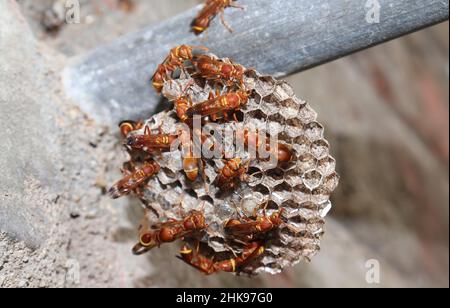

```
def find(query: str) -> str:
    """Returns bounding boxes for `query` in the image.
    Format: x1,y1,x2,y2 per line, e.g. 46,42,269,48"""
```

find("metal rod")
63,0,449,126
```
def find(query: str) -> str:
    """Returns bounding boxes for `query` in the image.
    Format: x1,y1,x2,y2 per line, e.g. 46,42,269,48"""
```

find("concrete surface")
0,0,62,248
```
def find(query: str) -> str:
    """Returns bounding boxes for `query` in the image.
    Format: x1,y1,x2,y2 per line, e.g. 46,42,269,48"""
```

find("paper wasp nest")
127,56,339,275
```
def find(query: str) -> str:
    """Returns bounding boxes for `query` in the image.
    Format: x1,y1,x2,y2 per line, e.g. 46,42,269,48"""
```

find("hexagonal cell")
280,209,300,221
253,183,271,196
264,199,281,212
243,71,258,90
276,131,293,144
244,94,262,111
285,118,304,138
302,169,323,190
292,95,306,106
298,103,317,124
279,98,300,119
279,226,297,243
322,172,340,193
271,182,292,204
282,223,307,237
260,94,280,110
157,167,179,185
238,194,266,216
292,184,312,203
297,240,321,253
292,135,311,156
309,228,325,239
274,81,295,101
284,168,303,187
298,201,319,211
279,160,296,172
159,150,182,169
267,114,286,135
311,187,330,204
257,159,279,172
279,200,301,211
318,200,332,218
317,156,336,176
246,166,264,186
265,167,285,181
158,188,184,211
260,255,278,266
263,169,284,188
244,68,259,79
297,153,318,173
254,75,277,97
310,139,330,159
295,207,321,221
245,109,268,129
208,237,229,252
304,122,324,142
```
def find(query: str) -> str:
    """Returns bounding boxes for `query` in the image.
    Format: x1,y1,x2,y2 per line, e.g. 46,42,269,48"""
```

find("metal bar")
63,0,449,126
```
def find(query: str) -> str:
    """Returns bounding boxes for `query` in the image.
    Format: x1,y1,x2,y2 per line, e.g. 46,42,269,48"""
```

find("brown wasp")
151,64,170,93
126,125,179,153
132,210,207,255
151,45,208,92
179,128,219,182
186,90,250,122
179,128,201,181
193,55,246,87
215,157,250,189
178,241,264,275
192,0,244,34
238,128,293,163
119,120,144,138
174,97,193,123
224,209,284,240
166,45,208,67
108,160,160,199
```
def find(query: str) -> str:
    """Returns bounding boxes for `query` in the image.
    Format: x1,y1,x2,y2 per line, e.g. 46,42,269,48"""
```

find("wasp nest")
118,53,338,275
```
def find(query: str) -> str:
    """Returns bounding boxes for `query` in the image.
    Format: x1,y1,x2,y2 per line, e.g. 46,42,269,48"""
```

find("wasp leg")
219,9,234,33
229,1,245,10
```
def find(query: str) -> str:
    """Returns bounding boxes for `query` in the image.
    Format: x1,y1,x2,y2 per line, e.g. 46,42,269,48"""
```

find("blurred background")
0,0,447,287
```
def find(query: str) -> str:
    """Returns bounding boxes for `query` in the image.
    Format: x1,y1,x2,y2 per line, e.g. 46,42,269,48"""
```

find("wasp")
215,157,250,189
186,90,250,122
151,45,208,92
178,241,264,275
108,160,160,199
132,210,207,255
126,125,179,153
179,128,201,181
192,0,244,34
224,209,284,240
174,97,193,123
151,64,170,93
238,128,293,163
193,55,246,87
119,120,144,138
180,129,219,182
166,45,208,67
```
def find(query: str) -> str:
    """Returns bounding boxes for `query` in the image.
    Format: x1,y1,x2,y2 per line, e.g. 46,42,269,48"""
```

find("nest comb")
123,53,339,275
